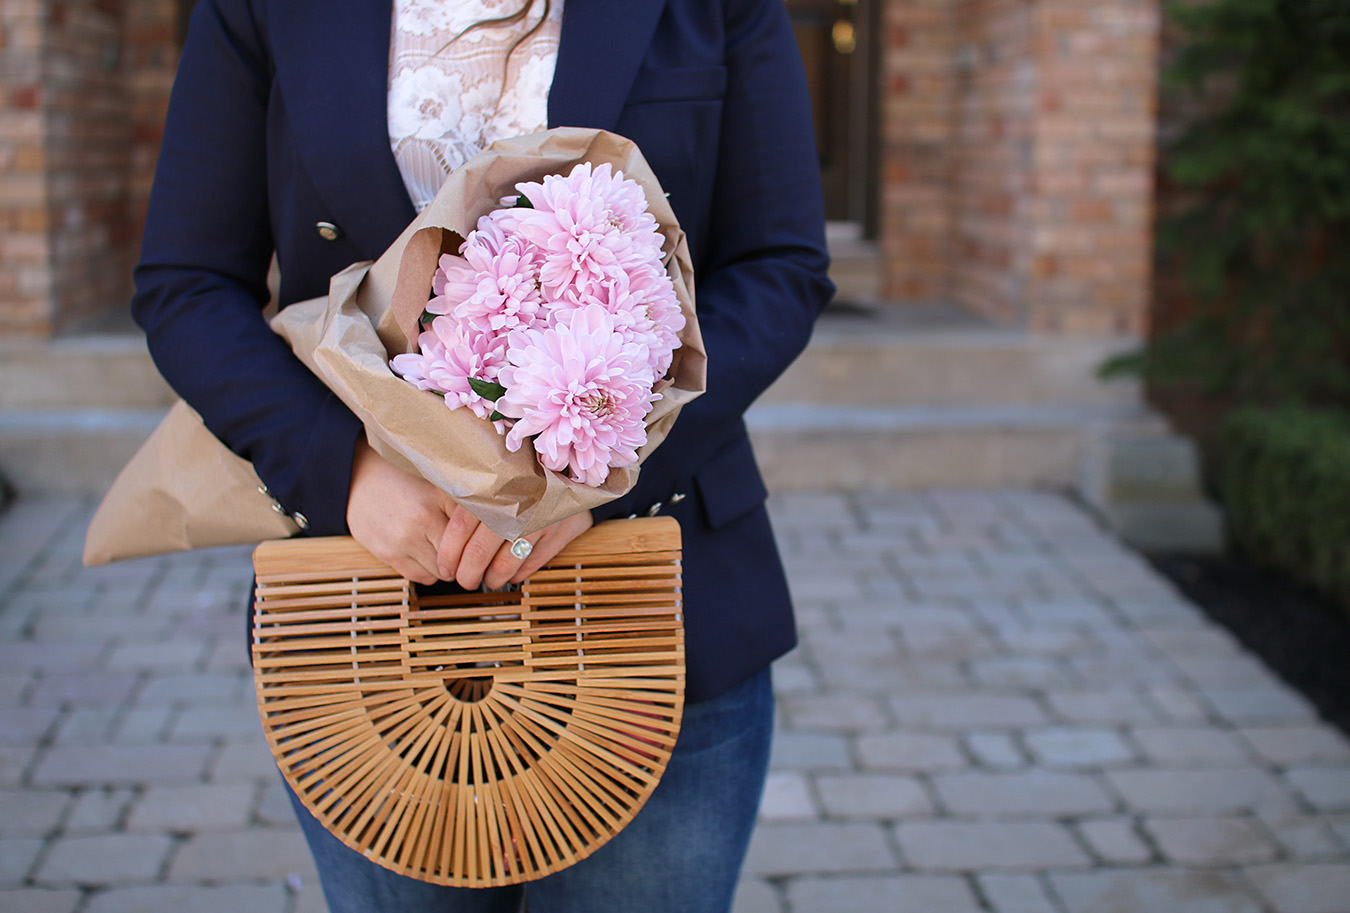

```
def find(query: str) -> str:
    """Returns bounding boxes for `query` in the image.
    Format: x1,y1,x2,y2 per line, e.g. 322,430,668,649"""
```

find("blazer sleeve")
130,0,364,536
593,0,834,523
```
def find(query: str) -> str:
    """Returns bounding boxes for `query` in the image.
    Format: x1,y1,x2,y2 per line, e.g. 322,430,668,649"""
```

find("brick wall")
951,0,1036,324
123,0,178,285
7,0,1159,339
0,0,50,335
45,0,135,332
877,0,959,302
1021,0,1159,334
879,0,1161,335
0,0,179,338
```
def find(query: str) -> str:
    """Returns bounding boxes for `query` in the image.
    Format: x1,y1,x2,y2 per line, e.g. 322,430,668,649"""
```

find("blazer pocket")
625,65,728,106
693,435,769,530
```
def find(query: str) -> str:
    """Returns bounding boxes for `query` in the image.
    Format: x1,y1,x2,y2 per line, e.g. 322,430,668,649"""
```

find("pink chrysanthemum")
391,317,507,420
518,162,662,254
453,237,547,336
512,163,665,300
585,262,686,379
495,305,659,487
393,160,685,487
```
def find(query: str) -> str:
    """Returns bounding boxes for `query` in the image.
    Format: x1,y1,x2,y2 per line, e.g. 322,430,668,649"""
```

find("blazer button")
315,221,343,241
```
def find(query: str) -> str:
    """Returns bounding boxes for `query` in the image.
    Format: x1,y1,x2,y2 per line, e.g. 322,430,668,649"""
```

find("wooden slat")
252,517,683,888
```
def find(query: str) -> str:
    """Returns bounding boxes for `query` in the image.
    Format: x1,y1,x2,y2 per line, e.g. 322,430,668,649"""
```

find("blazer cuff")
282,392,365,537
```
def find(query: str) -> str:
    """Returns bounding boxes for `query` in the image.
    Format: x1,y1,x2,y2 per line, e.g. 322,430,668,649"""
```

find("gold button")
316,221,342,241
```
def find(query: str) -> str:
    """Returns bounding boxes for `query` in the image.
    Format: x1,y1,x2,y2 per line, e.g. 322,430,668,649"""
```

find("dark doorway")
785,0,879,236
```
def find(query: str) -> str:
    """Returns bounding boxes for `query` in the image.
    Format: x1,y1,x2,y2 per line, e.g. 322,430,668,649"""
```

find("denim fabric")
287,667,774,913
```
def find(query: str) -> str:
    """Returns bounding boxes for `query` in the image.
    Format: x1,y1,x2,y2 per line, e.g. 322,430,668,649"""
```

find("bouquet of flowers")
84,129,704,564
391,162,686,488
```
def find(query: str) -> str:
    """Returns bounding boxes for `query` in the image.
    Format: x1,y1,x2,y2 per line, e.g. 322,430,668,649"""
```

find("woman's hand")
435,504,594,591
347,435,594,589
346,436,458,585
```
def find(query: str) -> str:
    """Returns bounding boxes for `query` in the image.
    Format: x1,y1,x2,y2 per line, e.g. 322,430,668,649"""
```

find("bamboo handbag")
251,517,684,886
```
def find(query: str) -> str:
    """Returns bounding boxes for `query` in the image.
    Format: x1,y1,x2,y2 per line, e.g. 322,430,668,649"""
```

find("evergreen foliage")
1222,407,1350,612
1107,0,1350,404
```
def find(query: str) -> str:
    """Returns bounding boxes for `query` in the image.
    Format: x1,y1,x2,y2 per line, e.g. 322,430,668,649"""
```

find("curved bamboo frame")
252,517,684,886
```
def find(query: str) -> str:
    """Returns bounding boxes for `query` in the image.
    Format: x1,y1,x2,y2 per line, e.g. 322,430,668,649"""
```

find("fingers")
504,510,595,586
345,439,449,585
481,533,532,591
457,523,510,591
435,504,508,590
435,508,596,591
347,442,597,590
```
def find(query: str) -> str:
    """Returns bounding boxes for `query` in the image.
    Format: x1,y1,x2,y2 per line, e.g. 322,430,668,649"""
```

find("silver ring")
510,537,533,560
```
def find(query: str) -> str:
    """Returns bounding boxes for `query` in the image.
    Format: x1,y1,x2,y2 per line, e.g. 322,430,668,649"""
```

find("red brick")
10,85,41,108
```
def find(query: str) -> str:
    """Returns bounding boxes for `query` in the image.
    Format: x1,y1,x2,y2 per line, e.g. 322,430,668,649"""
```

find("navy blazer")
132,0,834,701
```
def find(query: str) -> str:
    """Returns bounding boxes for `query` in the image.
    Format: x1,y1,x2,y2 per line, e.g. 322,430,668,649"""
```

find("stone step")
826,225,883,303
0,335,174,410
0,409,165,495
0,318,1221,556
0,309,1138,413
747,402,1163,491
764,306,1142,409
0,335,173,496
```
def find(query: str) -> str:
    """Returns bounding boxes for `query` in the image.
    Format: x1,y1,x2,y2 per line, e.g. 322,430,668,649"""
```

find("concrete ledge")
746,404,1163,492
1098,501,1227,554
748,403,1156,432
751,426,1083,491
762,320,1143,409
1079,428,1227,554
0,336,174,410
0,409,165,496
0,321,1224,559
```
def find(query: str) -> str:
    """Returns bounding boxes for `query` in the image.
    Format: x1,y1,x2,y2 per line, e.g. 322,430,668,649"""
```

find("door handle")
832,19,856,55
832,0,858,55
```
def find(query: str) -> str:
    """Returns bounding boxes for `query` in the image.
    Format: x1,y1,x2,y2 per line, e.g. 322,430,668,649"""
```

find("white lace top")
388,0,563,212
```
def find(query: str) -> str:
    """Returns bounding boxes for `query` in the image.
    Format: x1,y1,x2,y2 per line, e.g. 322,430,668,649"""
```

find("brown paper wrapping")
84,128,705,566
83,400,301,565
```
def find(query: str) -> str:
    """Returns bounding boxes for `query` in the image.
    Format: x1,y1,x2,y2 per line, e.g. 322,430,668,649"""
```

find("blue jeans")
287,668,774,913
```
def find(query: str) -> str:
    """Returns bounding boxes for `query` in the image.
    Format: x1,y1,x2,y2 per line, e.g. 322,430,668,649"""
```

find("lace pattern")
389,0,562,212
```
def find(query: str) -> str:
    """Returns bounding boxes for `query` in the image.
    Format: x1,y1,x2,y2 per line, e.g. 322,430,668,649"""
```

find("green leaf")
1143,0,1350,406
468,377,507,402
420,309,437,326
489,410,506,423
512,195,534,209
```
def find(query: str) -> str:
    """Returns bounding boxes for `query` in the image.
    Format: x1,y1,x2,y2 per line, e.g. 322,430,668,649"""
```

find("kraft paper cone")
83,400,299,565
84,128,704,565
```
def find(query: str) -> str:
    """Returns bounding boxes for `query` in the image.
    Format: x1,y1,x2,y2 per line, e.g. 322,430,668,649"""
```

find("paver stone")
1246,863,1350,913
0,889,82,913
82,883,289,913
1143,817,1279,866
787,875,982,913
1049,869,1265,913
894,821,1091,871
743,823,896,877
35,834,174,885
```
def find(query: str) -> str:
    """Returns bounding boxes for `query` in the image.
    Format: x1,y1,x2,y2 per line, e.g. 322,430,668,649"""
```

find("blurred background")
1,1,1347,912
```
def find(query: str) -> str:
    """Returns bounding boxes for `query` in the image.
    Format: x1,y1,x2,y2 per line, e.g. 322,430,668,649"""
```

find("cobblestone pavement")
2,491,1349,913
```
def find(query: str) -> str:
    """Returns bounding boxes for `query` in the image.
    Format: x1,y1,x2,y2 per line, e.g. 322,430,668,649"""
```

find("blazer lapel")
550,0,668,130
266,0,669,259
269,0,416,259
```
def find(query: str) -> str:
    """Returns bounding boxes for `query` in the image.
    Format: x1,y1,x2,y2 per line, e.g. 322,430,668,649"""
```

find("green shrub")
1104,0,1350,404
1222,407,1350,611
